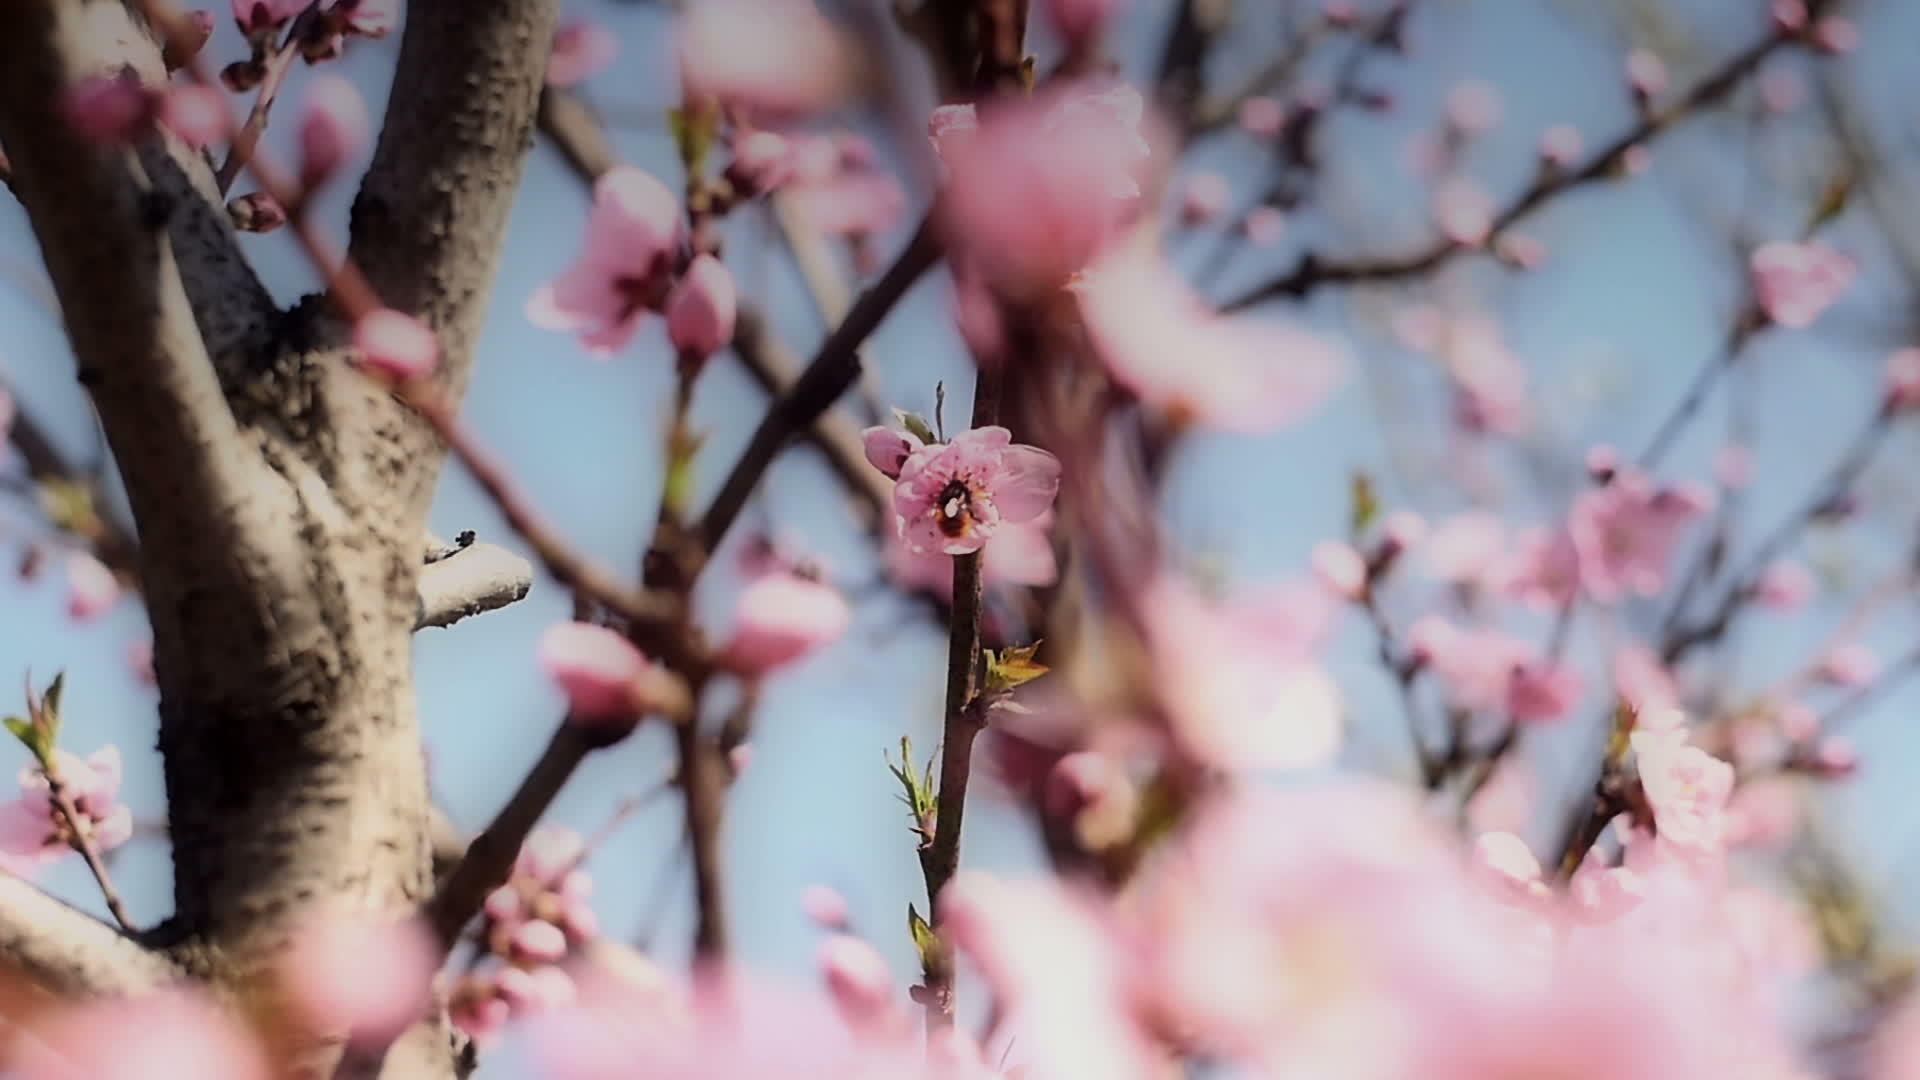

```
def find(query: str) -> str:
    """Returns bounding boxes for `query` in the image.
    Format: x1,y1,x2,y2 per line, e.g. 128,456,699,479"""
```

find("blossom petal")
992,445,1061,523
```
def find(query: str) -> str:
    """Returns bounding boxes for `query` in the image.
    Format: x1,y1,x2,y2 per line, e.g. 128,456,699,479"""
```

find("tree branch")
1219,21,1798,310
415,539,533,630
0,872,177,1000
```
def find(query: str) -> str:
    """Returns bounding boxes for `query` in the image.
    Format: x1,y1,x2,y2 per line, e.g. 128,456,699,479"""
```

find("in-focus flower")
880,426,1060,556
1073,250,1345,432
547,19,619,88
664,254,738,362
527,166,686,355
717,566,851,676
354,308,438,380
298,75,370,189
0,747,133,876
538,622,651,720
1568,470,1709,602
1750,241,1855,329
678,0,851,119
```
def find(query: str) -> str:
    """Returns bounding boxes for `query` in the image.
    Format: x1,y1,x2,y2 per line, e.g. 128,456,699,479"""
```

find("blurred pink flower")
885,426,1060,556
1506,525,1580,610
1626,48,1668,100
1817,642,1877,687
1409,616,1583,722
1621,143,1653,174
1041,0,1121,50
800,884,849,929
1753,559,1813,611
547,19,619,88
938,83,1152,296
1238,95,1285,137
1420,510,1509,591
1760,67,1804,113
1495,231,1547,270
1750,241,1855,329
1567,470,1708,601
232,0,305,34
817,934,896,1033
14,988,268,1080
65,72,153,144
528,166,685,355
1432,177,1494,247
1887,347,1920,410
281,907,437,1046
1244,205,1287,245
1725,776,1800,850
0,746,132,875
665,254,737,362
1813,15,1857,54
354,308,439,380
1179,170,1230,225
1311,540,1367,599
884,511,1058,596
539,621,651,720
1771,0,1808,32
1441,314,1529,433
1140,575,1344,770
1073,250,1345,432
1712,443,1753,489
66,551,120,621
1539,123,1583,168
1614,642,1681,716
678,0,851,119
718,567,850,675
1444,80,1502,134
298,75,369,188
329,0,397,37
725,129,793,195
161,85,228,149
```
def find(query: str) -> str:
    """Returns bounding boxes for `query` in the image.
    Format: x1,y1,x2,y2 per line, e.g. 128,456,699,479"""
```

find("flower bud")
227,191,288,233
664,254,738,364
298,75,369,190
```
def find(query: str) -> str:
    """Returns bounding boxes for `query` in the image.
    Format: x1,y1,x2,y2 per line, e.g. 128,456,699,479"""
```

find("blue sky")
5,0,1920,1069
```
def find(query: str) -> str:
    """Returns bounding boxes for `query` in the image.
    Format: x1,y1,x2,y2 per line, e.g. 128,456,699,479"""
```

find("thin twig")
43,774,135,933
214,13,310,193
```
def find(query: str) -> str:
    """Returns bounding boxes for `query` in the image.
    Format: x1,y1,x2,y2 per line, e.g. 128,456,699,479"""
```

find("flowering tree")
2,0,1920,1077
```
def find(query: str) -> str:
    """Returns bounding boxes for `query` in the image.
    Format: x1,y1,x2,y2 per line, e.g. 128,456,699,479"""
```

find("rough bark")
0,874,178,1000
0,0,555,1075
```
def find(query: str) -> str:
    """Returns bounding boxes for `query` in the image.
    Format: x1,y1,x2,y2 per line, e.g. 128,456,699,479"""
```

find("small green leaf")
892,408,937,447
908,903,945,976
1348,471,1379,539
39,672,64,746
1805,171,1854,236
2,717,30,747
667,104,719,180
983,641,1049,695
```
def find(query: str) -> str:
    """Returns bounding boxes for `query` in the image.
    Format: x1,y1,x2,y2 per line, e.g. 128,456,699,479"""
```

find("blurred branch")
1220,19,1800,310
415,537,534,630
0,872,177,1000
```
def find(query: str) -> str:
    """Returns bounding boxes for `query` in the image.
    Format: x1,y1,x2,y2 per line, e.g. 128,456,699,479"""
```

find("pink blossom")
1432,177,1494,247
1613,642,1681,716
281,908,436,1045
886,426,1060,556
883,512,1058,596
817,934,895,1032
0,747,132,875
1539,123,1583,168
1243,205,1287,245
538,621,651,720
1725,776,1800,850
1713,443,1753,489
1321,0,1358,25
678,0,850,119
1505,525,1580,610
1041,0,1121,50
1472,831,1548,902
800,884,849,929
66,551,120,621
1444,80,1502,135
1812,15,1857,54
861,425,923,479
1886,347,1920,410
1621,143,1653,174
718,567,850,675
781,170,905,242
1750,241,1855,329
926,103,978,164
1626,48,1668,100
1771,0,1807,32
298,75,369,189
1465,758,1535,834
1420,511,1508,590
941,874,1157,1080
1494,231,1547,270
1817,642,1877,686
938,83,1152,297
329,0,397,37
1409,616,1583,722
161,85,228,149
1753,559,1813,611
232,0,306,35
65,73,154,144
547,19,619,88
1179,170,1230,225
354,308,439,380
1631,725,1733,862
664,254,737,361
725,130,793,196
527,166,686,355
512,919,570,964
1760,67,1804,113
1442,313,1529,433
1311,540,1367,599
13,988,269,1080
1140,576,1344,770
1567,470,1708,601
1813,735,1858,777
1238,95,1285,137
1072,250,1345,432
